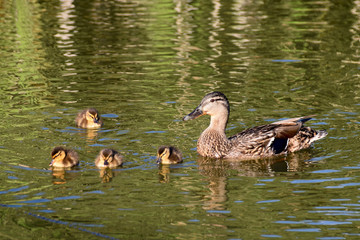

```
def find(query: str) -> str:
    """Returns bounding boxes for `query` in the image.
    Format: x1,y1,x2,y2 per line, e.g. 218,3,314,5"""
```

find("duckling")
183,91,328,159
75,108,103,129
156,146,183,164
50,147,79,168
95,149,123,168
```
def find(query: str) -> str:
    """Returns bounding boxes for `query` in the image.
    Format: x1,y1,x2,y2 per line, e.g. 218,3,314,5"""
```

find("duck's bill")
156,157,161,164
49,160,54,166
183,105,204,121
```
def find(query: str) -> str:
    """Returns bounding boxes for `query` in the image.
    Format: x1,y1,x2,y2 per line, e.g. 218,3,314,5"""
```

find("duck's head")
86,108,101,124
100,149,114,166
50,147,66,166
183,91,230,121
156,146,172,164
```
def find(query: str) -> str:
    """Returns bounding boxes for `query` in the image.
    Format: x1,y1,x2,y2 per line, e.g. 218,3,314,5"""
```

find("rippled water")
1,0,360,239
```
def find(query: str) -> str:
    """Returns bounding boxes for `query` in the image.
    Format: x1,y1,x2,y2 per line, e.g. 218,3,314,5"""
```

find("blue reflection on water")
311,169,340,174
257,200,280,204
101,114,119,118
53,196,81,200
18,199,51,204
326,182,360,189
145,130,166,134
0,204,23,208
288,177,352,184
308,210,360,216
0,185,29,194
271,59,301,62
206,210,231,214
277,220,352,225
261,234,282,238
285,228,321,232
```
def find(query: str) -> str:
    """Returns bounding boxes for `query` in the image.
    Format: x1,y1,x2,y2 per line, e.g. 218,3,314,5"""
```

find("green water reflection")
0,0,360,239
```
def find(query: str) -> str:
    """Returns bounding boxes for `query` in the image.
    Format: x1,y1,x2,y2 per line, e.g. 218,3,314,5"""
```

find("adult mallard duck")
50,146,79,168
156,146,183,164
95,149,123,168
75,108,103,129
183,91,328,159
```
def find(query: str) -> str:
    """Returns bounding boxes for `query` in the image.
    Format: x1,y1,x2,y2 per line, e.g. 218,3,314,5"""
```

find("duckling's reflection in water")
77,129,100,144
99,168,116,183
197,151,312,211
51,168,80,185
158,164,172,183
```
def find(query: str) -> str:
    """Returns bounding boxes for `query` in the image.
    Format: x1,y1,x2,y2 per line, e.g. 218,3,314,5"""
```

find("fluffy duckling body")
157,146,183,164
75,108,103,129
50,147,79,168
183,91,328,159
95,149,123,168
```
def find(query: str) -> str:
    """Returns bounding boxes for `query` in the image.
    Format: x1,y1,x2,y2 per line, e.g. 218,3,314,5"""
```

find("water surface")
1,0,360,239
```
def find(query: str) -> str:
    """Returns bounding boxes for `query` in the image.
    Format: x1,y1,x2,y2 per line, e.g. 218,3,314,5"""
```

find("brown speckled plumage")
183,92,328,159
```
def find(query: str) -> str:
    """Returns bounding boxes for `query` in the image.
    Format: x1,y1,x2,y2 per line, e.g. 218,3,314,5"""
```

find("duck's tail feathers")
287,127,327,152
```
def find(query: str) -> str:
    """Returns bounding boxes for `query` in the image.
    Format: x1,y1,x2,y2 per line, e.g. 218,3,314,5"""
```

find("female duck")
50,147,79,168
95,149,123,168
156,146,183,164
75,108,103,129
183,91,327,159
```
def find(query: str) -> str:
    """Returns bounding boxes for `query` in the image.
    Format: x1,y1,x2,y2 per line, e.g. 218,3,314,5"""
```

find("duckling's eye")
210,99,215,102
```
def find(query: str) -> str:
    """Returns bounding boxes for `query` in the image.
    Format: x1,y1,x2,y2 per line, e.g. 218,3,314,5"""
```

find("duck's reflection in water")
197,151,313,211
51,168,80,185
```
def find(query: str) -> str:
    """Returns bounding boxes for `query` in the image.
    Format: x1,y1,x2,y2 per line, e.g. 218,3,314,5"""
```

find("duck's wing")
75,110,87,128
169,148,183,163
67,150,79,166
229,116,312,156
113,152,123,166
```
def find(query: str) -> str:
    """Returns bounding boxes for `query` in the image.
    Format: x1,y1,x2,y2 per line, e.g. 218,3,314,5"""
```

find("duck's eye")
210,99,215,102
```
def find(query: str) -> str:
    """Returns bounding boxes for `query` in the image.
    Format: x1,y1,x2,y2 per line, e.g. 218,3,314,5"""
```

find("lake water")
1,0,360,239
